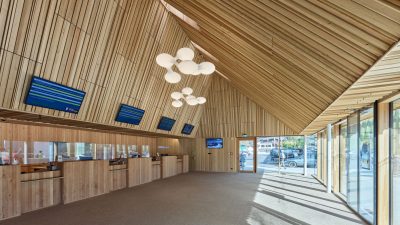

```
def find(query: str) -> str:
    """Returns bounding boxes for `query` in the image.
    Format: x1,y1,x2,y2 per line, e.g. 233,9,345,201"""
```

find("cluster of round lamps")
156,47,214,108
171,87,206,108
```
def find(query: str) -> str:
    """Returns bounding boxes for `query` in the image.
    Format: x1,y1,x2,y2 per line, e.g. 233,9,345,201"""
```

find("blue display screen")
115,104,145,125
206,138,223,149
25,76,85,114
181,123,194,135
157,116,176,131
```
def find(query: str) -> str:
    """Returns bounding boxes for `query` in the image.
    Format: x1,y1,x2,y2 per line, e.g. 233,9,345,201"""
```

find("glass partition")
0,141,11,165
128,145,138,158
391,100,400,225
96,144,114,160
56,142,74,161
142,145,150,158
116,144,127,158
11,141,26,164
27,142,54,164
75,143,95,160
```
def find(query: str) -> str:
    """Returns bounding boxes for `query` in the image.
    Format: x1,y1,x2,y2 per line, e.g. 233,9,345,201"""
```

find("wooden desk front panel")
183,155,189,173
63,160,109,204
140,158,152,184
152,163,161,181
0,165,21,220
127,158,140,187
162,156,177,178
177,161,183,174
109,165,127,191
21,177,62,213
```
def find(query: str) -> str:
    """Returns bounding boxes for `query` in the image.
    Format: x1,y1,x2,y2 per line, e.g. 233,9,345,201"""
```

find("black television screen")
181,123,194,135
157,116,176,131
115,104,145,125
206,138,223,149
25,76,85,114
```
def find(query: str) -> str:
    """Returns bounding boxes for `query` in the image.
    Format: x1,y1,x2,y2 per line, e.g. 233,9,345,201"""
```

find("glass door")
238,138,256,173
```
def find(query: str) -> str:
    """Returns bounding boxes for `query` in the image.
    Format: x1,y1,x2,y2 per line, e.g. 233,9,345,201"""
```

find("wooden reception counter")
152,160,161,180
0,165,21,220
109,164,127,191
20,170,62,213
0,155,189,221
63,160,109,204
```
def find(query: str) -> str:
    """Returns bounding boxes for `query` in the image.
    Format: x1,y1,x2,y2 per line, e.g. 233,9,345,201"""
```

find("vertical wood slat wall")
198,76,295,138
0,0,211,138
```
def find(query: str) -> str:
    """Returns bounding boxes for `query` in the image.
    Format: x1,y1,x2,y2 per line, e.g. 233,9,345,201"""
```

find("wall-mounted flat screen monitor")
157,116,176,131
115,104,145,125
25,76,85,114
206,138,223,149
181,123,194,135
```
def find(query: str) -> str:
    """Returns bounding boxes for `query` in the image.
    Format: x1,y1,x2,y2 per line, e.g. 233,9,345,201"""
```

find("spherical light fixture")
181,87,193,95
187,98,199,106
192,65,201,76
176,48,194,61
171,92,183,100
156,53,175,68
164,71,181,84
177,60,197,75
172,100,183,108
197,97,206,104
199,62,216,75
186,95,195,100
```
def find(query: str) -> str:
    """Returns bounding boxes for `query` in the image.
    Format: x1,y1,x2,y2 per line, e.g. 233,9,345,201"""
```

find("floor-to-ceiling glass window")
257,136,305,174
280,136,305,173
391,100,400,225
347,113,359,210
257,137,280,172
339,123,348,197
359,107,375,223
306,134,318,175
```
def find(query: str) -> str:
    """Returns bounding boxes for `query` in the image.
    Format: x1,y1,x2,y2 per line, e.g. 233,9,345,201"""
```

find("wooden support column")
377,102,390,225
327,124,332,193
304,135,307,176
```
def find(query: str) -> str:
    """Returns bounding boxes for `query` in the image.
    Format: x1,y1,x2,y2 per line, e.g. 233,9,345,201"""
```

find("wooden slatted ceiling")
302,41,400,134
166,0,400,133
0,0,211,138
198,75,295,138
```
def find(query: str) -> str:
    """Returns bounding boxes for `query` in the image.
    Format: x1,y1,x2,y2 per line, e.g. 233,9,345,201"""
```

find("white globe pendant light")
177,60,197,75
164,71,181,84
187,98,199,106
172,100,183,108
199,62,215,75
156,53,175,68
197,97,206,104
181,87,193,95
171,92,183,100
176,47,194,61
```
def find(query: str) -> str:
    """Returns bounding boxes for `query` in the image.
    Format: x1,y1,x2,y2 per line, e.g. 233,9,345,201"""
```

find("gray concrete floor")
1,172,367,225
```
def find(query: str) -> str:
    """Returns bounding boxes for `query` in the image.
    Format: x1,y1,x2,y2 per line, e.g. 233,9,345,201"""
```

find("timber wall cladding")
183,137,237,173
0,0,211,138
198,75,295,138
